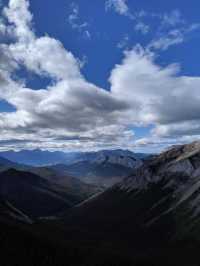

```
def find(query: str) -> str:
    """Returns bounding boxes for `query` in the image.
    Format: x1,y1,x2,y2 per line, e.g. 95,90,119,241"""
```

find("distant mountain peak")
0,148,147,167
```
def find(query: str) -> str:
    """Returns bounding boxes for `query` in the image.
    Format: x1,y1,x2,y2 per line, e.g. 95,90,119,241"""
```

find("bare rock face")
120,141,200,191
112,141,200,238
60,141,200,254
91,150,143,169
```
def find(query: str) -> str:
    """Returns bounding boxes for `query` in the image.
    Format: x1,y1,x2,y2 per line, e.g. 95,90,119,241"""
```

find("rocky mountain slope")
74,149,143,168
62,141,200,248
49,150,142,187
0,149,143,187
1,142,200,265
52,161,134,187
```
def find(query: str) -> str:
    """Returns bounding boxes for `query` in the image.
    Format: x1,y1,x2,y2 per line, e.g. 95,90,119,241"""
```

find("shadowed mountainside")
1,142,200,265
0,168,99,218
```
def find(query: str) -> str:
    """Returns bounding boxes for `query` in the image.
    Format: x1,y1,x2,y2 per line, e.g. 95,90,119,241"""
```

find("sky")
0,0,200,152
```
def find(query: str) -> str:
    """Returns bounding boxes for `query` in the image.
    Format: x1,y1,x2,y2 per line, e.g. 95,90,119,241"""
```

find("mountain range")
62,142,200,247
1,142,200,265
0,149,144,187
48,150,142,187
0,149,147,166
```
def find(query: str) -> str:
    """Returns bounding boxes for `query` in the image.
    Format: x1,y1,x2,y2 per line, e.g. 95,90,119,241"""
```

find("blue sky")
26,0,200,85
0,0,200,152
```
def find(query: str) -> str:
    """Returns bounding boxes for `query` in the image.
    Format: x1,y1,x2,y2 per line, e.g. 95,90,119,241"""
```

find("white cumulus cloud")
1,0,200,151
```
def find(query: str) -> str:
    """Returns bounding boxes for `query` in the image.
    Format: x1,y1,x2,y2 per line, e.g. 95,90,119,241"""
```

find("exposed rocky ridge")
111,141,200,239
61,141,200,248
120,141,200,191
89,150,142,168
